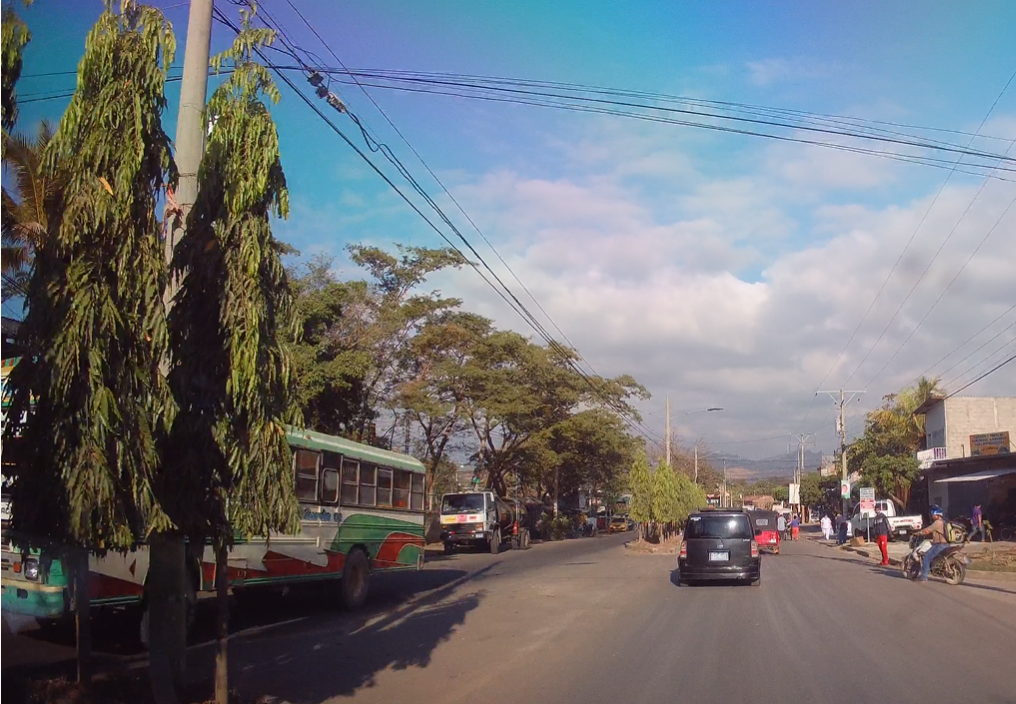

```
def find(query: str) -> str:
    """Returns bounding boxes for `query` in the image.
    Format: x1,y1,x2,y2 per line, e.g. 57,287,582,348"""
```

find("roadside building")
914,396,1016,525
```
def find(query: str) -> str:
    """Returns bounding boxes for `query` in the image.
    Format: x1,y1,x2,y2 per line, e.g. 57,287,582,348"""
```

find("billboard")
969,431,1011,457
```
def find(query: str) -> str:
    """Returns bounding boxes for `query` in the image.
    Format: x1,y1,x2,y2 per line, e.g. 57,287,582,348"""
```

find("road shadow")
208,565,492,703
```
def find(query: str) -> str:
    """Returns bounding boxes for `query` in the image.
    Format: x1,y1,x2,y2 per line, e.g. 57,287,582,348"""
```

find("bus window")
341,459,359,505
294,450,320,502
321,468,339,504
411,473,425,511
377,468,393,507
393,470,411,508
359,465,377,506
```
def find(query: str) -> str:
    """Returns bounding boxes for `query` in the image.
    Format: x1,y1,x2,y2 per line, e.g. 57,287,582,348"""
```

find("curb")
812,537,1016,581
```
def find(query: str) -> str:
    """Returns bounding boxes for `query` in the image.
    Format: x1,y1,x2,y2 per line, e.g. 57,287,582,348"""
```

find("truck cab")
439,491,527,554
848,500,922,540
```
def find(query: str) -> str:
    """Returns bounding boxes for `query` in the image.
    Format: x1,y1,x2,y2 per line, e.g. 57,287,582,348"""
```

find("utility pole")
693,443,698,484
817,389,865,516
789,432,814,513
665,396,671,466
165,0,214,292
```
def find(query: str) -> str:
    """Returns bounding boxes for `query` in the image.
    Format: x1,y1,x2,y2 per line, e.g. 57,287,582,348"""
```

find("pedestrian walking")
966,503,986,542
820,514,833,541
790,514,800,541
777,512,787,540
873,507,891,565
836,513,848,545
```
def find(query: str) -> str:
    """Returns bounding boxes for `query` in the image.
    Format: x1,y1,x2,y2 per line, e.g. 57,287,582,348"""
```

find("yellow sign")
969,431,1011,457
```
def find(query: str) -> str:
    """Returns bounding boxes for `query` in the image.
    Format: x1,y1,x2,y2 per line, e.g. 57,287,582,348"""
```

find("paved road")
6,533,1016,703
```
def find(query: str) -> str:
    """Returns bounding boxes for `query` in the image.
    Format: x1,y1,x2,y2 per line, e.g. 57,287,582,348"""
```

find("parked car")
609,515,630,533
846,500,922,541
677,509,761,586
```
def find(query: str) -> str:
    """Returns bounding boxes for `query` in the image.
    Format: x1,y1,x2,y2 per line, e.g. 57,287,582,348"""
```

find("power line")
863,192,1016,388
944,352,1016,399
213,7,663,444
913,304,1016,384
797,67,1016,430
941,336,1016,393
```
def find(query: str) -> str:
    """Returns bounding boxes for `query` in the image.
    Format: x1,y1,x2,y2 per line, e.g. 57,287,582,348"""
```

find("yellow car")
609,515,631,533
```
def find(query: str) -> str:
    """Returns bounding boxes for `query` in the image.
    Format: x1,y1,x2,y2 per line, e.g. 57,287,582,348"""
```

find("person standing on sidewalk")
821,513,833,541
777,513,787,541
836,513,848,544
966,503,986,542
873,507,891,565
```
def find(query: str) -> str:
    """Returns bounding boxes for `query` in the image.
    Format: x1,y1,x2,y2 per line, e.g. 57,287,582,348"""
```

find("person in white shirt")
820,514,833,541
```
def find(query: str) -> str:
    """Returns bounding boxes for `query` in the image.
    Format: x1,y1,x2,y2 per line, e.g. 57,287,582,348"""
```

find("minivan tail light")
679,541,687,558
750,540,759,558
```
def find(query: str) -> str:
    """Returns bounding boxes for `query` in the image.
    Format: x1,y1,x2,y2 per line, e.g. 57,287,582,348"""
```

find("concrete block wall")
943,397,1016,458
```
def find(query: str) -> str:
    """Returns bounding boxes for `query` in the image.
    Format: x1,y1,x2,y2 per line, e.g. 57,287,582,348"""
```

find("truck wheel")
520,528,531,550
341,549,370,610
489,530,500,555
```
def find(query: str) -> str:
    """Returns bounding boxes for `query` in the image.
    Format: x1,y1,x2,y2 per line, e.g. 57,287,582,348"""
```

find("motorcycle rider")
915,506,949,582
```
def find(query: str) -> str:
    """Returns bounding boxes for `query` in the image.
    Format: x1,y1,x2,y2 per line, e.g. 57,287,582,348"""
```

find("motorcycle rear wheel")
943,558,966,586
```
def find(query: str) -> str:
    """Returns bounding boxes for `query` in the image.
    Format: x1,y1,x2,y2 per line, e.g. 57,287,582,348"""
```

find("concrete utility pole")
789,432,814,511
165,0,214,292
665,396,671,466
817,389,865,516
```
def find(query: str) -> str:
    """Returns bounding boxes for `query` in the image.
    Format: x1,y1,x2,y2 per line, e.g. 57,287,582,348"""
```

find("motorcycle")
901,534,968,585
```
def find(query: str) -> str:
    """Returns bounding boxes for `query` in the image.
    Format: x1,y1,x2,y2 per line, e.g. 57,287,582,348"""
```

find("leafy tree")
398,310,492,507
628,449,652,540
847,377,943,511
288,255,373,435
550,408,639,505
2,121,65,302
288,245,465,442
164,13,298,702
3,0,177,690
673,470,706,528
652,462,680,539
1,1,31,133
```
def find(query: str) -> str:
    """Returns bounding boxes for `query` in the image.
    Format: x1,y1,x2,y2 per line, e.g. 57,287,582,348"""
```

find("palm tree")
1,120,61,302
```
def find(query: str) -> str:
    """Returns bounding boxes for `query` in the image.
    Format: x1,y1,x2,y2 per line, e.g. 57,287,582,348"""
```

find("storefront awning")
934,467,1016,483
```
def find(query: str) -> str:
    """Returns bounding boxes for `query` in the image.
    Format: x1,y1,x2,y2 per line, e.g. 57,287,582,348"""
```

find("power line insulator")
326,92,347,113
307,71,324,87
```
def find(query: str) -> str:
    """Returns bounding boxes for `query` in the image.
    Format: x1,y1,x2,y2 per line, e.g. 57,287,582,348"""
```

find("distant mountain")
711,450,824,481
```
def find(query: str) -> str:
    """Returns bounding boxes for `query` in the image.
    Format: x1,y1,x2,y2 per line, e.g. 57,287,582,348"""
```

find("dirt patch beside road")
625,536,682,554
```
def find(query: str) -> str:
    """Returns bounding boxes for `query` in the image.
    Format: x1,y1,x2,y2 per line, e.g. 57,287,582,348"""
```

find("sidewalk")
808,534,1016,581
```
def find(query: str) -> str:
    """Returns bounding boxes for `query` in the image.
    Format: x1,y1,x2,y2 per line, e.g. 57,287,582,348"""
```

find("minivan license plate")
708,551,729,562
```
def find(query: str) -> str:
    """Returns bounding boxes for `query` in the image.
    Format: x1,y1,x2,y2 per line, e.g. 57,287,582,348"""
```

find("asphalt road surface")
6,532,1016,703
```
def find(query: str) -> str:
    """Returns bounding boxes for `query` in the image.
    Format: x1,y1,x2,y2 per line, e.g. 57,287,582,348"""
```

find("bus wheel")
341,549,370,610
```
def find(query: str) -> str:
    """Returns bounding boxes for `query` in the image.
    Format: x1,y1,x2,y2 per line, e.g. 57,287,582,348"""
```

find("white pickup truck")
847,500,923,541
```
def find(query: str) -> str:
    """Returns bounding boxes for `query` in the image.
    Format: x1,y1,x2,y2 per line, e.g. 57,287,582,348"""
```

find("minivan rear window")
685,515,753,539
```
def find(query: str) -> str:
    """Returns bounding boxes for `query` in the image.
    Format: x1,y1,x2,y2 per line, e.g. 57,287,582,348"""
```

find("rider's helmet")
930,505,943,518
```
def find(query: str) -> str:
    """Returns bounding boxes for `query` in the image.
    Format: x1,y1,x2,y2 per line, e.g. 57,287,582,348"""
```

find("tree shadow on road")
206,565,493,703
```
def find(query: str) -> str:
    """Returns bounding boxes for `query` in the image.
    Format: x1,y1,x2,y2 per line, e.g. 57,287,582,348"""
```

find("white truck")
847,499,922,541
439,491,530,555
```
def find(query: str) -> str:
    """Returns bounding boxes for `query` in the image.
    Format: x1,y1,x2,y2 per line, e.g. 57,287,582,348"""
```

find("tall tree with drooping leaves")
2,0,177,690
1,0,32,134
164,11,300,702
652,461,680,540
628,449,652,541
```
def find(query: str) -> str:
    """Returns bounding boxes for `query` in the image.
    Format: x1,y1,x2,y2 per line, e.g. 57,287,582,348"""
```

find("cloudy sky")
12,0,1016,458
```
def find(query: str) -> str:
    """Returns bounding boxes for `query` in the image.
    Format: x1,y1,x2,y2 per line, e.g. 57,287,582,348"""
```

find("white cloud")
746,58,832,87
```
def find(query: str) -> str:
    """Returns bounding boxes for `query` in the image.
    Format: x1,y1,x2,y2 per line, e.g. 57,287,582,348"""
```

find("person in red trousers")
873,507,891,565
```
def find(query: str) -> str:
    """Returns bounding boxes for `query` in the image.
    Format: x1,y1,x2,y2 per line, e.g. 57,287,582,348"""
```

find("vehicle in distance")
847,500,922,540
608,515,631,533
439,491,530,554
677,509,761,587
749,509,781,554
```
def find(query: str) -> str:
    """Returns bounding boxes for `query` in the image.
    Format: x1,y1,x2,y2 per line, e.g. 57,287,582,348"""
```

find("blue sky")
9,0,1016,459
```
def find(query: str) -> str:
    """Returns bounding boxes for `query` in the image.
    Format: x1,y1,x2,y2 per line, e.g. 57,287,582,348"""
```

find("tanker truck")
439,491,531,554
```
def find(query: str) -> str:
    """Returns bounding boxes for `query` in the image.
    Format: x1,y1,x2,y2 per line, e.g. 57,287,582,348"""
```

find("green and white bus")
1,426,426,627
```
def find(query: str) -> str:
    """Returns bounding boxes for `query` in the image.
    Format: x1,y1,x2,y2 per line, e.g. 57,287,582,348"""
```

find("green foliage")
550,408,639,502
1,2,31,133
288,244,465,441
165,10,299,540
628,450,652,527
673,471,706,525
652,462,679,525
2,121,64,302
847,377,942,509
4,0,177,549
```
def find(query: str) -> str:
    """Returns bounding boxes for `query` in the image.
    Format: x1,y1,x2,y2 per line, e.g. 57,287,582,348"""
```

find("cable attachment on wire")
306,70,346,112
